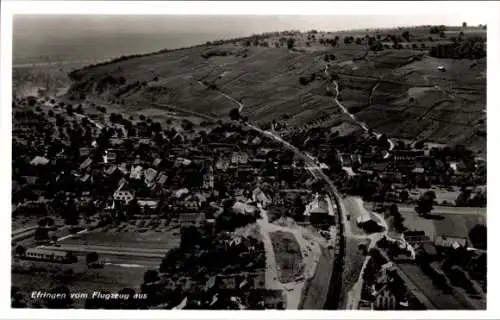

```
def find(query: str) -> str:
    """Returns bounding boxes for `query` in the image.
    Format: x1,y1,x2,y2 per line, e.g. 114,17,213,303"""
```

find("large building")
304,193,334,225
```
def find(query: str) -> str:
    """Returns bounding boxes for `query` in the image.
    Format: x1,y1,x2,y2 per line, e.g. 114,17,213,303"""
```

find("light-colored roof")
105,165,117,175
175,188,190,198
79,158,93,170
144,168,158,184
152,158,162,167
30,156,50,166
130,165,143,179
26,248,68,257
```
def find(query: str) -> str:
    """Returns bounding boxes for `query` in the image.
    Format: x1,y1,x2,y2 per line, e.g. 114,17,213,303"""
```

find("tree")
462,21,467,29
46,285,73,309
63,199,79,226
229,108,240,121
402,31,410,42
15,245,26,257
415,191,435,216
86,252,99,264
400,190,409,203
11,286,26,308
286,38,295,49
143,269,160,284
46,217,55,227
468,224,486,250
455,188,472,206
299,77,308,86
126,198,140,219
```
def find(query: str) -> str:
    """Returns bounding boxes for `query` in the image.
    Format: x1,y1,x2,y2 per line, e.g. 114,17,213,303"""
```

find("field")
269,231,303,283
398,205,486,241
397,262,467,309
62,26,486,153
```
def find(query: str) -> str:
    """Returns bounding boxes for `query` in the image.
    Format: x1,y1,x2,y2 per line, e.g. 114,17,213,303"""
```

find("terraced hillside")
66,26,486,153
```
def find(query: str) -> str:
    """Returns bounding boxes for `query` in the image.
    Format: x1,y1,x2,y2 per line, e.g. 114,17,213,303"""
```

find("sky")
12,15,487,62
14,14,486,38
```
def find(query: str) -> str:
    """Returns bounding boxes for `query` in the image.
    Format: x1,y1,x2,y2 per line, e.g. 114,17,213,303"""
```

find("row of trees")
429,36,486,59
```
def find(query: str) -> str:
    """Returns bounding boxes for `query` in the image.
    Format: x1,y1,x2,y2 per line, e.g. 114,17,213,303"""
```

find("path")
324,64,395,157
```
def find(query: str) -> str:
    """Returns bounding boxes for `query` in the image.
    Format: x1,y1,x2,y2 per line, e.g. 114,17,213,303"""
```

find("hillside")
66,26,487,153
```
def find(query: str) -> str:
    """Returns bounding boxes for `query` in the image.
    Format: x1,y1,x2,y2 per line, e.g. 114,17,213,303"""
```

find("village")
11,95,342,309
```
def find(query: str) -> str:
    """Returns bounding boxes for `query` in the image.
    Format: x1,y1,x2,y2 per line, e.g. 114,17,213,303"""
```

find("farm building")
435,235,468,249
24,248,75,263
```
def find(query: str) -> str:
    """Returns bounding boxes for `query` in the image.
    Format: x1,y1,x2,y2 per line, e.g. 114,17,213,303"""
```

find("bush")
229,108,240,121
299,77,308,86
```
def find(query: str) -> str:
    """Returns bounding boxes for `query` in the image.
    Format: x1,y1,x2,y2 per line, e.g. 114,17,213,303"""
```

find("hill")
66,25,487,153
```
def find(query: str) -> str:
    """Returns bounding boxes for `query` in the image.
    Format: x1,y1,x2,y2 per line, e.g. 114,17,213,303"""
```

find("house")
231,152,249,165
144,168,158,186
175,157,192,167
179,212,206,227
103,150,117,164
152,173,168,189
79,173,92,183
113,183,135,204
374,289,397,310
22,175,38,185
24,248,73,263
435,235,468,249
252,187,271,208
201,166,214,190
130,165,143,180
256,148,273,158
338,153,362,167
137,198,159,210
232,201,257,215
79,147,91,157
412,167,425,174
175,188,190,198
118,163,129,175
30,156,50,166
152,158,162,168
138,138,152,146
215,157,231,171
304,193,334,225
391,150,425,163
251,136,262,146
79,158,93,170
104,165,118,176
109,138,124,146
403,230,431,245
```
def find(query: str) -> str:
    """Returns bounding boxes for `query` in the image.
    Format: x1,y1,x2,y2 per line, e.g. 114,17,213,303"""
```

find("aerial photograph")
10,11,487,310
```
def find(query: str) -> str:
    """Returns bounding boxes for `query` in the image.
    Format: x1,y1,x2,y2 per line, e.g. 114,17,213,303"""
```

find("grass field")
397,262,466,310
58,228,181,250
400,207,486,242
269,231,303,283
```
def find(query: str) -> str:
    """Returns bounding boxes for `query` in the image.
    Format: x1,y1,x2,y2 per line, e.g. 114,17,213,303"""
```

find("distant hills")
66,25,487,153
